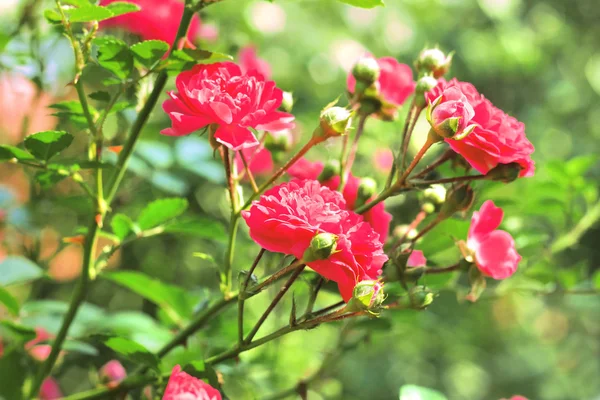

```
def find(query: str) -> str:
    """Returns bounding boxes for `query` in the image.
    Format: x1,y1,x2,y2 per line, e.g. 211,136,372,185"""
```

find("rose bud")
279,91,294,113
351,55,381,92
313,106,353,141
426,88,477,140
317,159,341,182
439,183,475,218
485,162,522,183
356,177,378,207
346,280,385,313
302,232,338,262
409,285,436,309
414,75,439,108
99,360,127,386
415,48,453,78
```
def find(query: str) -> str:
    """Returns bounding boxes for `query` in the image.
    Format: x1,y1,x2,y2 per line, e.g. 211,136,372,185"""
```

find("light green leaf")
0,256,44,286
24,130,74,161
131,40,169,68
0,286,20,316
63,339,99,356
111,213,136,241
103,1,141,18
137,198,188,230
336,0,385,9
593,270,600,289
68,5,114,22
0,321,37,342
101,336,160,370
103,271,194,323
163,218,226,241
399,385,448,400
0,145,34,162
35,169,69,189
44,9,62,23
93,37,133,80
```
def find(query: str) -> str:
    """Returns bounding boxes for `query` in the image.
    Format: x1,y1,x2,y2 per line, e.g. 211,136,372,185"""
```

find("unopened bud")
422,184,446,205
303,232,338,262
356,177,377,206
317,159,340,182
485,162,522,183
415,48,453,78
393,224,417,241
440,183,474,218
352,56,381,90
99,360,127,385
421,202,435,214
279,91,294,113
409,285,435,309
414,75,439,107
313,107,353,140
346,280,385,313
265,130,293,153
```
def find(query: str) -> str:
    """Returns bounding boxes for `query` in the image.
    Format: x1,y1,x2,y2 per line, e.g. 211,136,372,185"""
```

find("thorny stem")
339,113,368,192
251,258,305,293
397,135,437,186
411,215,444,243
238,249,266,344
221,146,241,294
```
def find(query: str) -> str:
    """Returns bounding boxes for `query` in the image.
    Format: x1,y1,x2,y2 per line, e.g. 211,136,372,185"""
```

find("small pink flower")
100,360,127,385
373,148,394,173
467,201,521,279
239,46,272,79
197,23,219,43
407,250,427,267
99,0,202,44
161,62,295,151
428,85,475,138
39,378,62,400
25,327,53,362
163,365,221,400
347,55,415,107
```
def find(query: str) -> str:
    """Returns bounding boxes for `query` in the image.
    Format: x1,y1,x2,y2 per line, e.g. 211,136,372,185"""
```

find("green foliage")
163,218,227,241
0,287,20,316
137,198,188,230
0,145,34,162
399,385,448,400
93,37,134,80
0,256,44,286
336,0,385,8
23,130,74,162
101,336,160,370
131,40,170,68
111,213,137,241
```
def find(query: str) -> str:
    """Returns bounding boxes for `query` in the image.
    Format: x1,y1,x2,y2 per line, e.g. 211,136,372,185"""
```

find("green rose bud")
313,107,353,140
279,91,294,113
485,162,522,183
303,232,338,262
346,280,385,313
356,177,378,207
317,159,341,182
439,183,475,218
415,48,453,78
352,56,381,91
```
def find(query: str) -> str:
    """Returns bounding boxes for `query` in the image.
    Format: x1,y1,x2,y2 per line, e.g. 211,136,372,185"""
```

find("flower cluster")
242,179,387,301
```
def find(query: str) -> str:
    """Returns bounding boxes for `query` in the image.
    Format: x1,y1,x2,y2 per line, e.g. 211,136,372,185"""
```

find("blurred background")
1,0,600,399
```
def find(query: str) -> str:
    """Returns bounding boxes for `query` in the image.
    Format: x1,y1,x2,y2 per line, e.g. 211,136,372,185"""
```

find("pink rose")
426,79,535,177
100,360,127,385
39,378,62,400
428,85,475,138
407,250,427,267
234,146,274,177
25,327,53,362
163,365,221,400
242,180,387,301
348,55,415,107
161,62,295,151
239,46,272,79
467,201,521,279
99,0,202,44
373,148,394,173
288,159,392,243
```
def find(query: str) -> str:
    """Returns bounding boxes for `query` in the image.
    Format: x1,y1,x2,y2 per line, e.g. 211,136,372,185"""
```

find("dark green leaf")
0,256,44,286
137,198,188,230
103,271,194,323
0,145,34,162
336,0,385,8
131,40,169,68
0,321,36,342
89,91,111,102
35,170,68,189
68,5,114,22
0,286,20,316
166,50,233,73
103,1,141,18
24,130,74,161
63,340,99,356
49,100,85,114
0,348,28,400
101,336,159,370
163,218,227,241
111,213,136,241
93,37,133,80
399,385,448,400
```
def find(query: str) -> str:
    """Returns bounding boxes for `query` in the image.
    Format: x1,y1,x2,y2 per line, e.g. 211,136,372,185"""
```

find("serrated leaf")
49,100,85,114
111,213,136,241
131,40,169,68
68,5,114,22
399,385,448,400
137,198,188,230
35,170,69,189
0,256,44,286
89,91,111,102
24,130,73,161
101,336,159,370
337,0,384,8
0,286,20,316
163,217,226,241
0,145,34,161
94,37,133,80
103,271,194,323
103,1,141,17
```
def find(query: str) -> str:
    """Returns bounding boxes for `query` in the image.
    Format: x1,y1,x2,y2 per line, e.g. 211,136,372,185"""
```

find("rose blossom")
242,180,387,301
288,158,392,243
99,0,201,44
239,46,272,79
426,78,534,177
39,378,62,400
467,200,521,279
347,55,415,107
161,62,295,150
163,365,221,400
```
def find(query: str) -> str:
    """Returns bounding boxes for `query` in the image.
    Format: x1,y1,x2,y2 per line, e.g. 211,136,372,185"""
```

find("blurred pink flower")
235,146,274,177
407,250,426,267
373,148,394,173
39,378,62,400
25,327,53,362
239,46,272,79
198,23,219,43
163,365,221,400
100,360,127,386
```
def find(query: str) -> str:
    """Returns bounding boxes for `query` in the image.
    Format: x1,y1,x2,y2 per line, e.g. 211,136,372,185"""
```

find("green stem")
423,263,460,275
339,113,368,192
252,259,304,293
353,185,399,215
397,135,437,186
550,200,600,254
410,215,444,243
60,371,171,400
238,249,266,344
386,102,421,189
239,149,259,193
303,277,325,316
411,174,486,186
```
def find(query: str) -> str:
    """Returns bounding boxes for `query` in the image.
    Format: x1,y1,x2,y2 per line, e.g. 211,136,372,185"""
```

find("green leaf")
94,37,133,80
182,362,221,392
593,270,600,289
101,336,160,370
35,170,69,189
163,218,227,241
0,286,20,316
44,9,62,23
49,100,85,114
137,198,188,230
103,1,141,18
131,40,169,68
68,5,114,22
111,213,136,241
0,256,44,286
167,49,233,73
103,271,193,323
399,385,448,400
89,91,111,102
0,145,34,162
63,339,99,356
0,320,36,342
24,130,73,161
336,0,385,9
0,348,28,400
